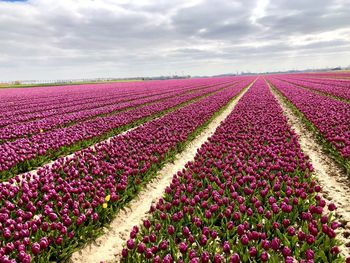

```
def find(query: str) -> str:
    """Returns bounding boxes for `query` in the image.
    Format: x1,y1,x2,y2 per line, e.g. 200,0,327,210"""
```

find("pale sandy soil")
69,80,256,263
269,82,350,259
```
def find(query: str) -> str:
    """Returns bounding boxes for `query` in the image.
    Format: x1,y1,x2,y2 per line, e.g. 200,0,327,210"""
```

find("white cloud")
250,0,269,26
287,28,350,46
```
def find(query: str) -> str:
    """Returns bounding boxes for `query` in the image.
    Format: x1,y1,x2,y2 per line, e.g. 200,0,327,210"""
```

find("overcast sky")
0,0,350,81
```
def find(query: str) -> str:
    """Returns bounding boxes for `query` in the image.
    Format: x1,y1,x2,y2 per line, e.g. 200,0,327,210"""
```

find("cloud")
0,0,349,80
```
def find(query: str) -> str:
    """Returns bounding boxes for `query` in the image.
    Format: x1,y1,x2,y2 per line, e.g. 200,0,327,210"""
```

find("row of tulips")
0,80,156,116
282,74,350,88
0,78,212,110
267,77,350,174
120,78,343,263
0,80,230,140
287,73,350,84
0,77,254,262
0,79,227,128
0,79,247,179
295,76,350,89
0,84,182,128
275,75,350,101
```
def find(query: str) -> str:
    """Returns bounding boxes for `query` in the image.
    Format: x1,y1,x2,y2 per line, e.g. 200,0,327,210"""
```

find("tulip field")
0,73,349,262
266,76,350,174
0,78,248,180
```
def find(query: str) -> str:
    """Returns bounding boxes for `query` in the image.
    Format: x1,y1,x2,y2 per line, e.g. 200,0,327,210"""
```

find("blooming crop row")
120,78,342,263
0,79,228,128
297,77,350,89
298,72,350,80
0,78,208,111
0,86,178,128
0,81,153,117
0,81,230,140
0,77,254,262
267,77,350,173
283,74,350,88
0,79,246,178
274,75,350,101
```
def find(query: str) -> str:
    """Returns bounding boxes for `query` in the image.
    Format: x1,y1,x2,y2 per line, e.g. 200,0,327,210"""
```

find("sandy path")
70,81,255,263
268,81,350,258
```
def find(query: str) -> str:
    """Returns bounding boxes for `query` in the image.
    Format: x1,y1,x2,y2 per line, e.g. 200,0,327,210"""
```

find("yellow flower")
105,195,111,202
40,129,44,133
102,203,108,209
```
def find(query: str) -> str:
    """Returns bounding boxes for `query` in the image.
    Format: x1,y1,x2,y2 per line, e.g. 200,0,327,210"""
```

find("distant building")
331,67,342,71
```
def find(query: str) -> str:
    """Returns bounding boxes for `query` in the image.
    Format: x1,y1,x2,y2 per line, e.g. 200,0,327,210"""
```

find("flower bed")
275,75,350,101
0,77,254,262
268,77,350,174
0,80,227,138
121,78,342,262
0,80,242,179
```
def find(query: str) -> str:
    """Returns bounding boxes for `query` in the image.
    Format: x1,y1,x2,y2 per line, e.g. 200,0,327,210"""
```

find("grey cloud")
259,11,350,37
0,0,350,80
172,0,256,37
258,0,350,36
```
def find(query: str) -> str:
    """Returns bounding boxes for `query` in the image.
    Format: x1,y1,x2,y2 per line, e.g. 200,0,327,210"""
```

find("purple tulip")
331,246,340,255
230,253,240,263
136,242,146,254
261,251,268,261
214,254,222,263
201,251,210,263
223,241,230,254
182,226,190,237
271,237,280,251
143,220,151,229
200,234,208,246
249,247,257,257
305,249,314,260
282,246,292,257
287,226,295,236
162,254,173,263
126,239,135,250
328,203,337,211
39,238,49,249
159,240,168,250
145,248,153,259
121,248,128,258
31,243,41,255
179,242,187,254
149,234,156,243
167,225,175,235
240,235,249,245
262,240,270,250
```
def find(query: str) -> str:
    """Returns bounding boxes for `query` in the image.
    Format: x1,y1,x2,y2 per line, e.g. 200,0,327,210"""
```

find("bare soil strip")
269,81,350,258
69,81,255,263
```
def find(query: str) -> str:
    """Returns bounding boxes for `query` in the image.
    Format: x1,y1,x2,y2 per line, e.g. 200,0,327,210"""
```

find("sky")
0,0,350,81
